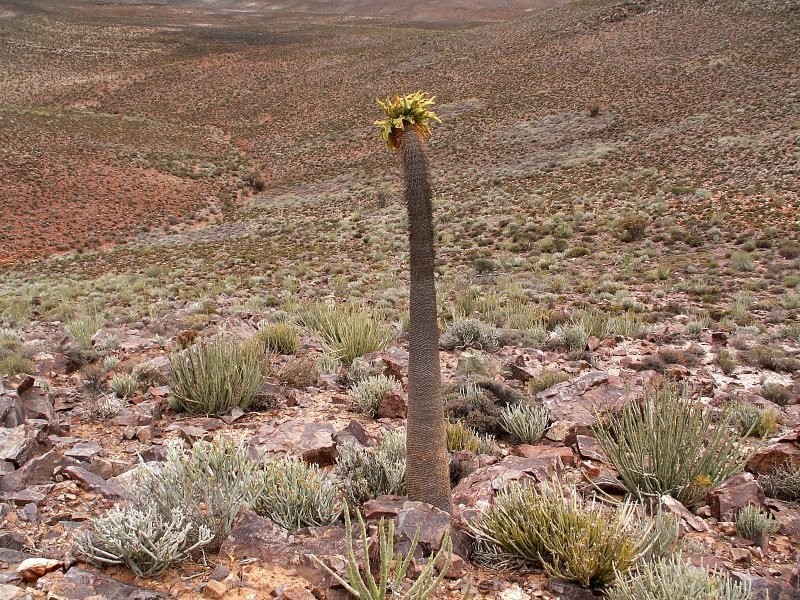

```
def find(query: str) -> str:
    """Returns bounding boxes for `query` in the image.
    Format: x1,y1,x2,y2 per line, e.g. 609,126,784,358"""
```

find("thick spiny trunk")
398,127,451,513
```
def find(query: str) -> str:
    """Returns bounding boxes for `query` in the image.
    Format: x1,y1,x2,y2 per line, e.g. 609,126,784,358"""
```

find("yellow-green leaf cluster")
374,91,442,151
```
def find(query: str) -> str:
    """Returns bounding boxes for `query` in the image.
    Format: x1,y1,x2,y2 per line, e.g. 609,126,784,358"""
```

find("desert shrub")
129,437,264,547
742,345,800,373
295,303,394,364
109,373,138,398
594,382,749,505
74,505,213,577
277,355,318,388
778,240,800,259
553,322,589,352
131,361,167,387
169,338,266,415
65,312,103,349
255,322,300,355
503,302,548,331
335,431,406,506
256,458,341,529
640,511,679,562
101,355,120,372
0,354,35,377
528,369,571,394
729,252,755,272
717,349,737,375
0,327,20,350
606,554,751,600
499,403,548,444
446,420,494,454
316,352,342,374
468,481,648,588
735,505,777,545
85,394,127,419
445,380,519,436
758,461,800,502
349,374,399,417
311,509,451,600
440,318,499,350
728,401,779,437
760,382,792,406
618,213,648,242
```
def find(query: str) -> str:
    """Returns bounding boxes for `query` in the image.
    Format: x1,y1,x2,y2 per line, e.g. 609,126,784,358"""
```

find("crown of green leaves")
374,91,442,151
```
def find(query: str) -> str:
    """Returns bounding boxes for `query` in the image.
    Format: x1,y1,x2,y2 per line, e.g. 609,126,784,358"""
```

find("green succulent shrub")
528,369,571,394
255,322,301,355
349,374,400,417
728,401,779,438
606,554,751,600
312,507,451,600
295,303,394,365
735,505,778,546
64,312,104,349
446,420,495,454
336,431,406,507
256,457,341,529
594,382,749,505
468,480,650,589
169,337,266,415
440,318,500,350
499,403,548,444
109,373,138,398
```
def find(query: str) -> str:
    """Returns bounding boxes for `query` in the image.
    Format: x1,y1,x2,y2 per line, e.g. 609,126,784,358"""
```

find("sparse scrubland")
0,0,798,597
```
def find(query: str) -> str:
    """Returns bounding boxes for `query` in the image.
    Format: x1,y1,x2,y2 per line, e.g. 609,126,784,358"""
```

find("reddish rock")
333,420,372,448
362,495,407,520
512,445,575,467
31,352,71,377
250,419,337,466
547,579,601,599
576,435,607,462
15,557,61,582
63,466,130,500
452,454,571,522
19,386,54,423
545,420,578,445
376,389,407,419
0,394,25,428
0,450,78,492
747,442,800,476
537,370,658,427
0,425,52,467
707,473,765,522
39,566,167,599
661,495,709,532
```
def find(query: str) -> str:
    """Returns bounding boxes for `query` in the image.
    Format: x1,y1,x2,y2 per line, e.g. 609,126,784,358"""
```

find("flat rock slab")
63,466,130,500
452,452,573,522
64,441,102,461
249,420,337,466
537,370,658,427
0,426,51,468
40,566,166,600
219,510,357,596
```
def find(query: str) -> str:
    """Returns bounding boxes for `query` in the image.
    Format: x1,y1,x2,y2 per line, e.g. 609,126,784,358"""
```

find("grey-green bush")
169,338,266,415
336,431,406,507
74,505,213,577
499,403,548,444
468,481,648,589
594,382,749,505
349,374,399,417
440,318,499,350
607,554,750,600
256,457,341,529
735,505,778,545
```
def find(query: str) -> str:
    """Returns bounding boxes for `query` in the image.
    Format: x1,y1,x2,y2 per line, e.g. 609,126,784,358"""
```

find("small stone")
730,547,750,562
15,557,62,582
64,441,102,461
203,579,228,599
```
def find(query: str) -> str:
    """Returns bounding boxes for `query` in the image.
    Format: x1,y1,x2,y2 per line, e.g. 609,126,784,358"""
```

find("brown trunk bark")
398,127,451,513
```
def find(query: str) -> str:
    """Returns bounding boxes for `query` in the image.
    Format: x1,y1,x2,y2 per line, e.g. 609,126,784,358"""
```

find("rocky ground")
0,309,798,598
